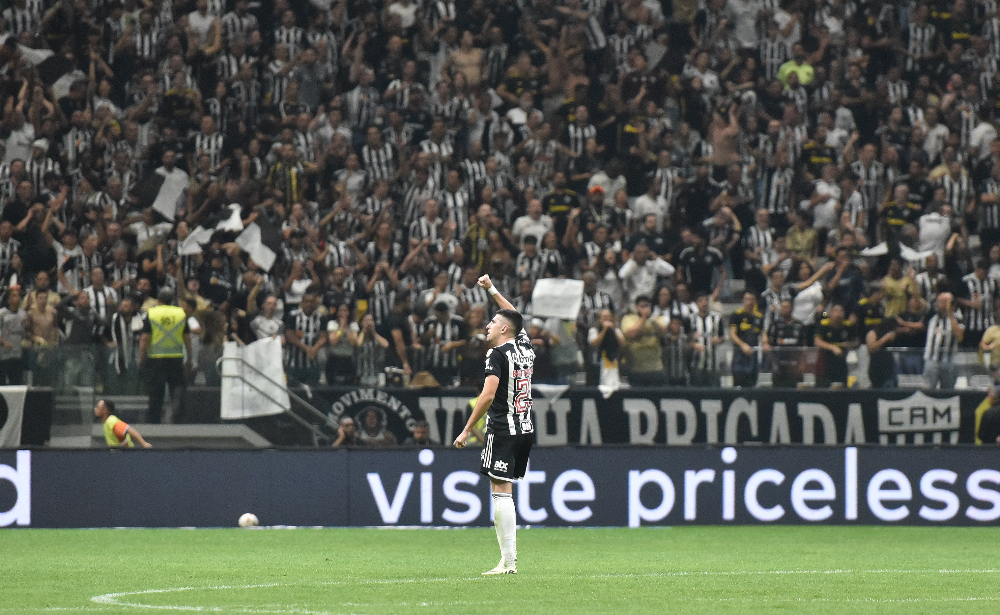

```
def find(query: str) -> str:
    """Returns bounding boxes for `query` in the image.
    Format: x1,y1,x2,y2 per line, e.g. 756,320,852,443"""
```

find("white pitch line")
589,568,1000,579
66,569,1000,614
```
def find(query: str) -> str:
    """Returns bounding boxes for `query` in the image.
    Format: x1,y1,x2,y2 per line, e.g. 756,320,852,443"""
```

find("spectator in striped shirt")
283,286,326,386
924,292,965,389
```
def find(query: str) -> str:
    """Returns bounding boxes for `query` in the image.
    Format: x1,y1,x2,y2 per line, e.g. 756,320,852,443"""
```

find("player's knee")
490,478,512,493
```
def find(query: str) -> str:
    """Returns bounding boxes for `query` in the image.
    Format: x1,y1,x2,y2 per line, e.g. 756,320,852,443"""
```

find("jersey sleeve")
484,346,504,378
108,417,129,443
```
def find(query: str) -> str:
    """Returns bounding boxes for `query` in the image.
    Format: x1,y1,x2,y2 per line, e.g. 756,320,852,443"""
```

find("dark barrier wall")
189,386,988,446
2,447,999,528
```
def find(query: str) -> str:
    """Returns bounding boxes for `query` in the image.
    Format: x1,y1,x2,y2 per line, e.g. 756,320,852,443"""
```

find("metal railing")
215,355,337,447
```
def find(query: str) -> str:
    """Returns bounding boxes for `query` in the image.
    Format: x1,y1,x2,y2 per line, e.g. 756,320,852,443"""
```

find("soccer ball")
238,513,259,528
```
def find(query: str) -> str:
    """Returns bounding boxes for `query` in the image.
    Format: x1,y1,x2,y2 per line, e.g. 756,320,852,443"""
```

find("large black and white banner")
287,386,983,447
3,447,999,528
0,387,27,448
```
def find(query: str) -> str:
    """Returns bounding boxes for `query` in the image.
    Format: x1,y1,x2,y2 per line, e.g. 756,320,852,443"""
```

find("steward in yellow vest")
139,288,193,423
94,399,151,448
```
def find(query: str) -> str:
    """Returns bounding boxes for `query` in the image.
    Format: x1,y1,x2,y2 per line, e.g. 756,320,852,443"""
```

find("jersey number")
514,378,531,414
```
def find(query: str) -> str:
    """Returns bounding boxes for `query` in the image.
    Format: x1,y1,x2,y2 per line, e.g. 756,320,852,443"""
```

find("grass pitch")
1,526,998,614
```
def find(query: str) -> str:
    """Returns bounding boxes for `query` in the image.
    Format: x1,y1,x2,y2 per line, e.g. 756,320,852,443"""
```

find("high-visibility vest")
104,415,133,447
147,305,186,358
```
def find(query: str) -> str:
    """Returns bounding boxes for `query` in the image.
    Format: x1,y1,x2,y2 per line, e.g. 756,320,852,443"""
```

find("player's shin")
492,492,517,569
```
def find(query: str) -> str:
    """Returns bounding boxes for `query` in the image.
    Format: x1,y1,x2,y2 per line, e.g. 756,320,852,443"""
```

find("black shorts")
480,432,533,482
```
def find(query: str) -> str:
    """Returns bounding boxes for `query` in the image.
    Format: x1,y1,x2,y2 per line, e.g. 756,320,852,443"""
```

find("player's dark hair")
102,399,115,414
496,308,523,335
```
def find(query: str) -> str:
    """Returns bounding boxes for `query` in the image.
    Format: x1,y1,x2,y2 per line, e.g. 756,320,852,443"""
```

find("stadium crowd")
3,0,1000,409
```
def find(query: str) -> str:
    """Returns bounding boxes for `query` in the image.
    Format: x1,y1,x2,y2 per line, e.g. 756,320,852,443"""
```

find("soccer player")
454,274,534,575
94,399,152,448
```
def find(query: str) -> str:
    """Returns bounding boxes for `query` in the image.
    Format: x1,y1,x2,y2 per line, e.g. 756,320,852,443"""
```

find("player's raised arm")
478,274,515,312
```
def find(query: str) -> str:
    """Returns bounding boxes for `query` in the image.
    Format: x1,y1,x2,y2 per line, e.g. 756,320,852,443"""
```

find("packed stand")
2,0,1000,406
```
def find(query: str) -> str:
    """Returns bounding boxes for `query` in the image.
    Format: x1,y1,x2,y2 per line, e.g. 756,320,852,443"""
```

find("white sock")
492,492,517,568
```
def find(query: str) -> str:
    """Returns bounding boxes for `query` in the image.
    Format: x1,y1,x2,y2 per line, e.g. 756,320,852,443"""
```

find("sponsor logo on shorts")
493,460,508,473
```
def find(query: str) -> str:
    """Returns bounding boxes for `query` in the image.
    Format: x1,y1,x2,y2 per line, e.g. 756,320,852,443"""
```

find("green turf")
1,526,998,614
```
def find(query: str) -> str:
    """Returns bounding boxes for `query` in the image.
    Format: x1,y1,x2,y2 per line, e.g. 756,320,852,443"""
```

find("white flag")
220,338,289,420
151,171,188,221
531,278,585,320
235,223,277,271
179,226,214,256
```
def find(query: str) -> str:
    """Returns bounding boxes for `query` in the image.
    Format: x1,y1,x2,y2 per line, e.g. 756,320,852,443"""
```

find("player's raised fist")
477,275,493,290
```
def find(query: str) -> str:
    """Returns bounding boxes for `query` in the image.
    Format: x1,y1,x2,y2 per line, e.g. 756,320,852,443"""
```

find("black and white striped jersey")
515,251,545,283
459,158,487,192
26,157,59,195
367,279,397,327
440,187,471,238
265,59,291,106
761,166,793,215
429,95,468,127
915,270,947,305
84,285,117,337
849,159,886,212
105,260,137,291
460,284,490,312
346,84,379,130
843,189,865,229
650,165,683,207
904,22,937,72
401,175,440,227
760,37,788,81
419,137,454,184
886,80,910,106
360,141,399,183
962,273,996,332
108,310,140,375
744,226,775,271
358,194,391,220
283,307,327,369
408,216,444,246
688,311,724,372
924,310,964,362
133,28,161,63
0,238,20,288
273,25,305,57
980,178,1000,230
324,240,358,272
421,313,467,372
427,0,457,31
203,0,225,16
307,28,338,67
484,329,535,436
905,105,926,130
484,44,508,87
579,290,615,329
222,11,258,41
1,5,37,36
62,126,93,173
565,123,596,157
217,52,249,83
192,132,226,169
939,173,974,211
231,79,261,124
363,241,405,272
